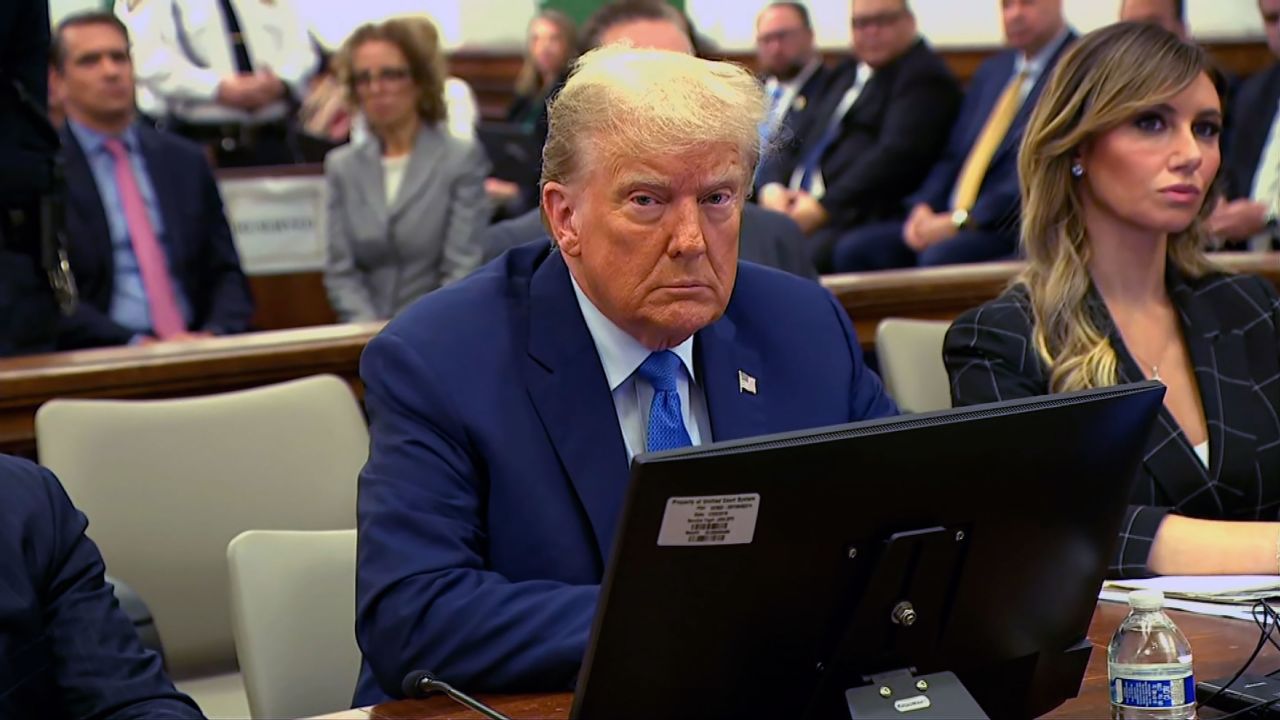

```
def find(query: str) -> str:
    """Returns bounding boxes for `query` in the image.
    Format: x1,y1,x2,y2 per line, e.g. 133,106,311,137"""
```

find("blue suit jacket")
908,36,1075,231
0,455,203,719
57,122,254,349
353,244,897,703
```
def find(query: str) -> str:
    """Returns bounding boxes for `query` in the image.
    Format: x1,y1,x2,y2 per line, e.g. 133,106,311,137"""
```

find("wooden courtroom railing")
449,41,1272,121
2,254,1273,458
312,602,1279,719
0,323,381,458
822,251,1280,351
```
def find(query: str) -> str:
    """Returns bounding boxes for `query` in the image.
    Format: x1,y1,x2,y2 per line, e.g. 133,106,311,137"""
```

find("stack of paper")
1099,576,1280,621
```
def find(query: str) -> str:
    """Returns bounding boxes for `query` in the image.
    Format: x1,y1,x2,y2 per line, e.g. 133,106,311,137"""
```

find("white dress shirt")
382,154,409,207
117,0,318,125
569,273,711,464
1014,27,1072,103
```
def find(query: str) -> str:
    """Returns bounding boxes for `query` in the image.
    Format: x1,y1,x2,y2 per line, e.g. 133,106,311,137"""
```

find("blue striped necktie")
637,351,693,453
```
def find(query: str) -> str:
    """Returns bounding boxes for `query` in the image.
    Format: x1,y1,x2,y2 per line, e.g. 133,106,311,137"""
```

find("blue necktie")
637,351,693,453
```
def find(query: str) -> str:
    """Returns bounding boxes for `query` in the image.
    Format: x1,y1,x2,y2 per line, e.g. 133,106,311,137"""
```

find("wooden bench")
822,252,1280,351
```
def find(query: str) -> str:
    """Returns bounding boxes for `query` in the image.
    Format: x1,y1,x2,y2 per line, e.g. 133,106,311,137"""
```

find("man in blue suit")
831,0,1073,271
0,454,204,718
52,12,253,350
352,42,898,704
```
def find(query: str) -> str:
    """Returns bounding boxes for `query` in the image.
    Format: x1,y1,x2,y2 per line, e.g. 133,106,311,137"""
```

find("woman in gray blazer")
325,17,489,322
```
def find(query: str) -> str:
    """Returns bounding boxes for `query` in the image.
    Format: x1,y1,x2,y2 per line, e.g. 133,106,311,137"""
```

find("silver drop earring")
1071,162,1085,178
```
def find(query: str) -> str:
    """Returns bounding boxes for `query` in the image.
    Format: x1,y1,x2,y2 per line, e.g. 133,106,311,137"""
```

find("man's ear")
542,181,582,257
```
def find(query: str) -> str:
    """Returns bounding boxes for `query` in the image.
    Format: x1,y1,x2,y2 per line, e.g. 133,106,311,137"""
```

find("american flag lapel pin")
738,370,757,395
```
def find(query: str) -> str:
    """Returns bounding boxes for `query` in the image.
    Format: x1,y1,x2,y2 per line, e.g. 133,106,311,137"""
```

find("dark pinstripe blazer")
944,269,1280,578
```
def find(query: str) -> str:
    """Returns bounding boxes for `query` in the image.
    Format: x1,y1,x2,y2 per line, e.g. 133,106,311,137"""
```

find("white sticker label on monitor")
657,493,760,546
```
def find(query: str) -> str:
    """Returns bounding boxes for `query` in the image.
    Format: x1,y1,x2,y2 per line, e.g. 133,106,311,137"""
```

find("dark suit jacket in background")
59,122,254,349
755,61,834,188
0,0,61,356
0,455,204,719
756,39,961,230
907,36,1074,233
943,270,1280,578
1223,61,1280,201
352,244,896,703
480,205,818,280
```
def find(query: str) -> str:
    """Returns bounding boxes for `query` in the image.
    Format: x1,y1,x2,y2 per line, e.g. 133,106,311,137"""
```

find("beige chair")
874,319,953,414
35,375,368,719
227,529,360,719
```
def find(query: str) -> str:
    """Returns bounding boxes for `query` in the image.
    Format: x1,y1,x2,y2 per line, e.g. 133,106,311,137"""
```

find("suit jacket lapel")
697,312,768,443
355,139,390,232
524,251,631,560
1094,276,1228,518
59,126,115,290
389,124,445,219
1169,272,1250,497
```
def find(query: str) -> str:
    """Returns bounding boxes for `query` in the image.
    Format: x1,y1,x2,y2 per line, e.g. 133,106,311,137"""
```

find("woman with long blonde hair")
945,22,1280,578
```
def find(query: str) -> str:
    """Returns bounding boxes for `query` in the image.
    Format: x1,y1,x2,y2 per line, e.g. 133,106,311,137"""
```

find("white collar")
569,270,698,392
1017,27,1071,79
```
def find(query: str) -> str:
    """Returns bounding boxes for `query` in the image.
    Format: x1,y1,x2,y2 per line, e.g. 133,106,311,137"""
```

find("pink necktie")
103,138,186,339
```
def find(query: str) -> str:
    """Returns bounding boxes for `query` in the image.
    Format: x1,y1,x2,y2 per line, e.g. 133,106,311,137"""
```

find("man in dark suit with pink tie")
51,12,253,350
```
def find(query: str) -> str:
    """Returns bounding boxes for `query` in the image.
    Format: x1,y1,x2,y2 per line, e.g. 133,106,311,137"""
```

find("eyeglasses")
353,67,411,88
851,10,907,31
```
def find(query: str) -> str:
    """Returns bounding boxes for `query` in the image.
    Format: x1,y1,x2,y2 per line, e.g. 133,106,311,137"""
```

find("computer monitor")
572,381,1165,720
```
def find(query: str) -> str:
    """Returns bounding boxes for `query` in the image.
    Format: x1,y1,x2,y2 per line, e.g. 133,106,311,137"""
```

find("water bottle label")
1108,662,1195,709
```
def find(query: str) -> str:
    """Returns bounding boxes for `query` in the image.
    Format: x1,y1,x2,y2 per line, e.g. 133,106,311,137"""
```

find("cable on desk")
1199,599,1280,719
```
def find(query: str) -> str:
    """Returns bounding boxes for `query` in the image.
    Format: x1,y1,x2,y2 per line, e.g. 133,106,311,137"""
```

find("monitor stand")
803,525,1090,719
846,668,988,718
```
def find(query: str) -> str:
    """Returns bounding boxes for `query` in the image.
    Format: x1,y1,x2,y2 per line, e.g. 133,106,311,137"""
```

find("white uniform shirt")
116,0,318,125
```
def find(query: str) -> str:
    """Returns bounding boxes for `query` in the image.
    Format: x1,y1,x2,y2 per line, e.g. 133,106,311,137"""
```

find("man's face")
850,0,916,70
53,23,135,124
756,5,815,81
1001,0,1065,56
1263,0,1280,58
544,141,746,350
1120,0,1187,38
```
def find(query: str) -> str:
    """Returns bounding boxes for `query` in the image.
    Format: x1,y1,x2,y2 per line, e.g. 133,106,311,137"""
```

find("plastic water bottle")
1108,589,1196,719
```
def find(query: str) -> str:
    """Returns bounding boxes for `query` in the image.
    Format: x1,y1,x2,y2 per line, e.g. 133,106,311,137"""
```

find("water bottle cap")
1129,589,1165,610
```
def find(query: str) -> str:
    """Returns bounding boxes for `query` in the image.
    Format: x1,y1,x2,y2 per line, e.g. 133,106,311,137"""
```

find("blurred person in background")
53,11,254,349
755,2,830,146
324,17,489,323
487,9,578,215
116,0,319,167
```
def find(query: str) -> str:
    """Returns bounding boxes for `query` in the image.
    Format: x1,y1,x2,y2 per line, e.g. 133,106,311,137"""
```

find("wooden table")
310,602,1278,719
0,322,381,458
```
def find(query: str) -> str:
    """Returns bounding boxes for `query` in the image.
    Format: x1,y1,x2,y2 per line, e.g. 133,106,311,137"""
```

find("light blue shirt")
67,120,192,336
1015,28,1073,102
569,272,712,463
